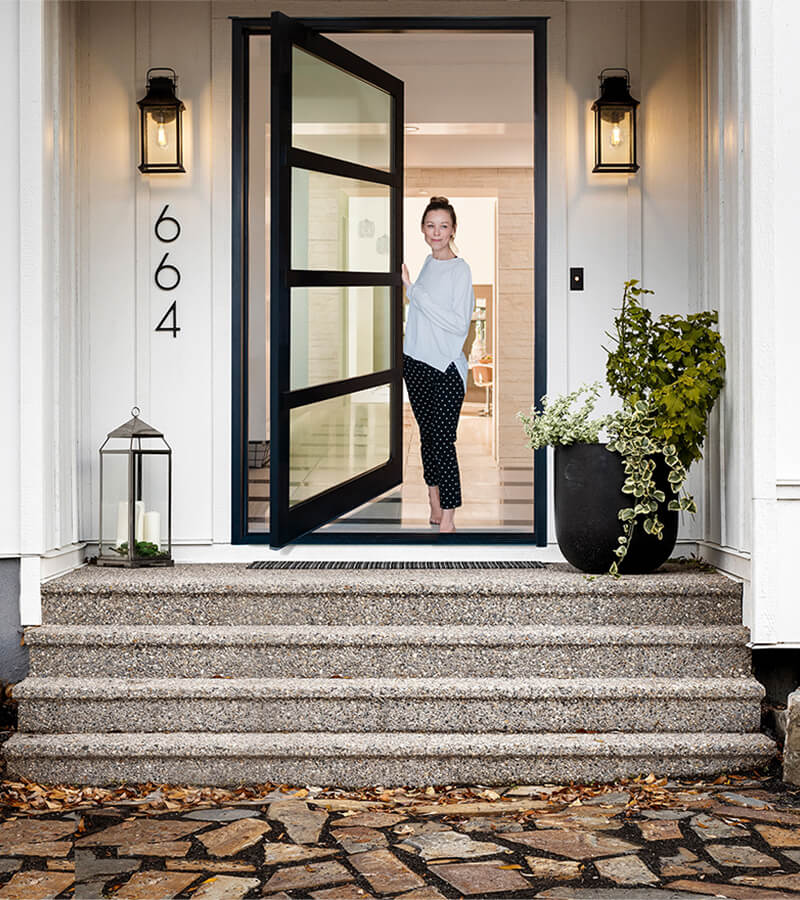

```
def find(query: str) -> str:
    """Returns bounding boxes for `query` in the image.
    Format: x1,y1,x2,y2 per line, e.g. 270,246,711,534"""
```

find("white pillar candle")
143,511,161,547
135,501,145,542
116,501,129,548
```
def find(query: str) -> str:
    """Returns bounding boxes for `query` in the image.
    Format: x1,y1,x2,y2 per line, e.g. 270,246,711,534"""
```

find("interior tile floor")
247,401,534,534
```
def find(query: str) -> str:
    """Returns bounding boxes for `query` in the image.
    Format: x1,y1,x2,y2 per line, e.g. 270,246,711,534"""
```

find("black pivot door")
269,12,405,547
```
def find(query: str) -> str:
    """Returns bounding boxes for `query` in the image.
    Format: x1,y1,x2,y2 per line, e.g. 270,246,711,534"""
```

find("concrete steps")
3,732,776,786
14,676,764,734
23,623,752,679
5,563,776,785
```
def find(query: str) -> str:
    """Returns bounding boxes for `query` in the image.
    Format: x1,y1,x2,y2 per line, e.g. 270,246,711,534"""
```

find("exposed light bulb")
157,123,169,149
610,124,622,147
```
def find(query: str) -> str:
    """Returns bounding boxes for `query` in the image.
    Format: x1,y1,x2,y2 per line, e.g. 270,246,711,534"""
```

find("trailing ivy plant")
605,401,696,575
517,382,606,450
605,280,726,466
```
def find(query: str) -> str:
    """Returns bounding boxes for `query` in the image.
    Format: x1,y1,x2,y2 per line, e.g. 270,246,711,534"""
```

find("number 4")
155,301,181,338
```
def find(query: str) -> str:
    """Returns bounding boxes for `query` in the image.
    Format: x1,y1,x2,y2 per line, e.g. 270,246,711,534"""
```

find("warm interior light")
157,122,169,149
610,124,622,147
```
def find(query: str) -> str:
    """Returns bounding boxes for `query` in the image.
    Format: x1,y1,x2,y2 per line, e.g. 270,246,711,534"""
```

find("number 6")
154,205,181,243
155,252,181,291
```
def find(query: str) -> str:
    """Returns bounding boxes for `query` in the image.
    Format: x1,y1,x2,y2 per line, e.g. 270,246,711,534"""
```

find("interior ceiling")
323,31,535,168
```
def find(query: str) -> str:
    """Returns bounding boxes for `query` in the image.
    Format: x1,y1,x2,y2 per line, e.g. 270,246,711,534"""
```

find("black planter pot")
554,442,679,574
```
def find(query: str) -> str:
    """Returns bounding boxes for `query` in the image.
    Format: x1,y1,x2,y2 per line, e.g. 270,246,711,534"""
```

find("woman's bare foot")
428,486,443,525
440,508,456,533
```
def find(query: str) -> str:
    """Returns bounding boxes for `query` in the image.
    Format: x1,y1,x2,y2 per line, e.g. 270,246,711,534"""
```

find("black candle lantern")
592,68,639,173
137,68,185,173
97,408,173,567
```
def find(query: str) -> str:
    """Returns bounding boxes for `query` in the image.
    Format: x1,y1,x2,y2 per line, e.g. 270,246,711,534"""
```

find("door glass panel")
289,385,390,506
290,286,391,390
291,168,391,272
248,33,271,534
292,45,391,171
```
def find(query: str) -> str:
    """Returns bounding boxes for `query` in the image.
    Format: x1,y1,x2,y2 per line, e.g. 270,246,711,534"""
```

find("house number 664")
154,205,181,337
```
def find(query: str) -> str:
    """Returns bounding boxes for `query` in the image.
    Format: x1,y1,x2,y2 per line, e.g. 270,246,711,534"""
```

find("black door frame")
232,15,549,546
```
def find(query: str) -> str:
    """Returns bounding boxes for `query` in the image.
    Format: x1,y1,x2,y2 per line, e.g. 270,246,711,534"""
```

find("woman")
401,196,475,533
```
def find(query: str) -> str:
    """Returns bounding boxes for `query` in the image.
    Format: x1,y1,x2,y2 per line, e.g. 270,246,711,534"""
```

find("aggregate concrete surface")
1,776,800,899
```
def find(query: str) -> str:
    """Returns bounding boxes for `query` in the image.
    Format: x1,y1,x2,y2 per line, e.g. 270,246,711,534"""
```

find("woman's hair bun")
430,195,449,204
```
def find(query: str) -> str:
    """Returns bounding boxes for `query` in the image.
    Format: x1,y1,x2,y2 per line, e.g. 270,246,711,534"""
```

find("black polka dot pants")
403,353,465,510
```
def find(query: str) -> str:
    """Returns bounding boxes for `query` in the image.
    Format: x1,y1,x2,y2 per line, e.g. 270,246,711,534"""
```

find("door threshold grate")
247,560,547,570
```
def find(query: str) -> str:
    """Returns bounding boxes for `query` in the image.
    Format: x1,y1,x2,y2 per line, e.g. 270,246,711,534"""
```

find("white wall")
78,0,215,548
0,0,22,556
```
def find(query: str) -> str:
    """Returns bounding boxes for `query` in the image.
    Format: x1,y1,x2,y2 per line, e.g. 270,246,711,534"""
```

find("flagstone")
658,847,719,877
263,860,353,893
429,861,530,896
0,840,72,857
268,800,328,844
396,829,506,860
114,871,201,899
704,843,780,868
184,808,265,822
665,879,796,899
392,821,450,836
348,849,425,894
641,809,693,820
718,791,773,809
0,861,20,875
0,819,75,857
0,821,74,841
310,886,374,899
76,818,209,846
45,860,73,871
0,871,74,900
189,874,260,899
754,824,800,847
458,816,523,833
167,860,257,876
197,817,271,857
595,854,659,885
412,800,549,816
331,826,387,854
525,855,583,880
264,843,340,865
75,849,140,882
780,849,800,864
116,840,192,856
690,813,749,840
395,888,447,900
531,807,624,830
709,803,800,825
732,873,800,891
262,894,291,900
637,818,684,841
504,785,563,797
503,829,640,860
331,812,406,829
584,792,631,806
537,889,720,899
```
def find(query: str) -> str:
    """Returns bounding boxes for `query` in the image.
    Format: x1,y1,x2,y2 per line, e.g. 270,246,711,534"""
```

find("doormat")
247,560,547,570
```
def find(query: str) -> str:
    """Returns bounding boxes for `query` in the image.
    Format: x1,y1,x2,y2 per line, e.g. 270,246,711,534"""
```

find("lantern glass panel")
100,451,130,558
143,107,181,170
597,106,634,169
131,451,171,559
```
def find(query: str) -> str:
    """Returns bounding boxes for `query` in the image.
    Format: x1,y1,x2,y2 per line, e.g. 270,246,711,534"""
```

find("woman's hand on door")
401,263,411,288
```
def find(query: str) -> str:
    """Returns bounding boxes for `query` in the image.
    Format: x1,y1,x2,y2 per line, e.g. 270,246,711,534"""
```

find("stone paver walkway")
0,776,799,898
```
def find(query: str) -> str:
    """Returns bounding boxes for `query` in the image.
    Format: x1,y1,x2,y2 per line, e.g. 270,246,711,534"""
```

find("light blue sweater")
403,254,475,388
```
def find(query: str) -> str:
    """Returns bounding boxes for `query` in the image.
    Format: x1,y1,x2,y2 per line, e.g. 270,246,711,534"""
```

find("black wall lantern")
592,68,639,173
137,67,185,173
